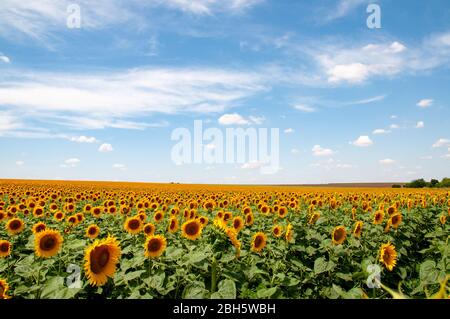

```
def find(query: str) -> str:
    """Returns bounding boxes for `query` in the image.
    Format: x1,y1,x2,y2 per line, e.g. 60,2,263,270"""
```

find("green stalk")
210,257,217,294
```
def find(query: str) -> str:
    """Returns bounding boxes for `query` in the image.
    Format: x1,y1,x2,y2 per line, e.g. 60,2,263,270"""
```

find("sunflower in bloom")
144,235,167,258
232,216,244,233
226,228,241,257
332,226,347,245
86,225,100,239
379,242,397,271
245,213,254,226
32,222,46,234
0,279,11,299
168,217,179,233
34,229,63,258
389,213,402,229
198,216,209,227
92,207,103,218
440,215,447,225
272,225,283,238
353,221,363,238
0,240,12,258
278,207,288,218
143,223,156,236
181,219,202,240
6,218,25,236
124,216,142,235
54,211,65,222
154,211,164,223
251,232,267,253
285,223,294,242
373,210,384,225
308,212,320,225
84,236,121,286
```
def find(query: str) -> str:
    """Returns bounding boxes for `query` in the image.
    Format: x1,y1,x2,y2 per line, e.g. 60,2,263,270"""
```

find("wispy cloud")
312,145,334,157
321,0,367,22
293,104,316,113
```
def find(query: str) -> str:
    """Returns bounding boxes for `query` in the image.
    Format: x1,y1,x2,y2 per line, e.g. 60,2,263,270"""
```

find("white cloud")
69,135,98,143
353,135,373,147
390,124,400,129
417,99,433,108
322,0,366,22
293,104,316,113
327,63,370,83
218,113,249,125
345,95,386,105
16,160,24,166
415,121,425,129
432,138,450,148
241,161,264,169
284,128,294,134
390,115,398,119
291,148,300,154
0,54,10,63
312,145,334,157
61,158,80,168
379,159,396,165
0,112,22,132
98,143,114,152
420,155,432,160
163,0,263,15
372,129,390,135
113,163,127,171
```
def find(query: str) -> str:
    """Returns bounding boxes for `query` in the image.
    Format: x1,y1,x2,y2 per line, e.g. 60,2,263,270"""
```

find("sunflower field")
0,180,448,299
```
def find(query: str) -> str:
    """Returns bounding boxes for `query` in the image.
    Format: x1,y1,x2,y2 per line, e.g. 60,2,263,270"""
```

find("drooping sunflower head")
143,223,155,236
84,236,121,286
32,222,46,234
6,218,25,235
332,226,347,245
34,229,63,258
0,240,12,258
181,219,202,240
232,216,244,232
373,210,384,224
308,212,320,225
353,221,363,238
272,225,282,238
440,215,447,225
390,213,402,229
0,279,10,299
285,223,294,242
144,235,167,258
251,232,267,253
124,216,142,235
168,217,179,233
379,242,397,271
86,224,100,239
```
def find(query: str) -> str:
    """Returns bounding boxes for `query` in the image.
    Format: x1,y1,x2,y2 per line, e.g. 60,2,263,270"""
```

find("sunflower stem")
210,257,217,294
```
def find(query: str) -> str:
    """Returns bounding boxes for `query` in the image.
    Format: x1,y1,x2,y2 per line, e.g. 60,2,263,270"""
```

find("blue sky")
0,0,449,184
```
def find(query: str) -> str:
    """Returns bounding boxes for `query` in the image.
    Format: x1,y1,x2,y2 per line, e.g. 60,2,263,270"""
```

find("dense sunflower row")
0,180,449,299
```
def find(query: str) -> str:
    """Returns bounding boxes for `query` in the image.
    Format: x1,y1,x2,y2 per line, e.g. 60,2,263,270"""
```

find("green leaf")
210,279,236,299
183,282,208,299
419,260,442,284
256,287,277,299
314,257,335,275
124,270,146,282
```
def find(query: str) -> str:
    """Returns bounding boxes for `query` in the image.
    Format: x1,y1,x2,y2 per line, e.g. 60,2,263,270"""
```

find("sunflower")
154,211,164,223
245,213,254,226
6,218,24,235
34,229,63,258
373,210,384,224
389,213,402,229
32,222,46,234
226,228,241,257
143,223,156,236
232,216,244,233
144,235,167,258
198,216,209,227
92,207,103,218
387,206,396,216
285,223,294,242
67,215,77,225
272,225,283,238
54,211,65,222
440,215,447,225
33,207,44,218
251,232,267,253
242,206,252,215
332,226,347,245
181,219,202,240
84,236,121,286
0,211,6,222
213,217,228,232
0,279,10,299
86,225,100,239
379,242,397,271
0,240,11,257
168,217,179,233
76,213,84,223
308,212,320,225
124,216,142,235
353,221,363,238
223,212,232,222
277,206,288,218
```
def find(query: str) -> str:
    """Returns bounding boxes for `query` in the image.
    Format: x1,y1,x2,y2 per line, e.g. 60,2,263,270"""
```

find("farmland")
0,179,448,299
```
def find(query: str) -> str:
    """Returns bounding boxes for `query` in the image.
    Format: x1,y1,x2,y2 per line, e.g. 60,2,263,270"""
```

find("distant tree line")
393,178,450,188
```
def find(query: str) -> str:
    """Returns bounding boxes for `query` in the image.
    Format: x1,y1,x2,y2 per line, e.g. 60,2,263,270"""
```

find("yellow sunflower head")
84,236,121,286
54,211,65,222
285,223,294,242
154,211,164,223
245,213,254,226
6,218,25,235
124,216,142,235
181,219,202,240
308,212,320,225
353,221,363,238
389,213,402,229
440,215,447,225
332,226,347,245
251,232,267,253
144,235,167,258
198,216,209,227
168,217,179,233
373,210,384,224
32,222,46,234
379,242,397,271
277,207,288,218
34,229,63,258
0,279,10,299
0,240,12,258
86,224,100,239
272,225,283,238
143,223,156,236
232,216,244,233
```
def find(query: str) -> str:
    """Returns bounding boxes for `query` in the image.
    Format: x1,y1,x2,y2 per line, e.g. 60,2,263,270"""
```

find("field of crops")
0,180,448,299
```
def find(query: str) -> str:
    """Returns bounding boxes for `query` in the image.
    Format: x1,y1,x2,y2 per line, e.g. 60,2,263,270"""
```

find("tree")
405,179,428,188
430,179,439,187
438,178,450,188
